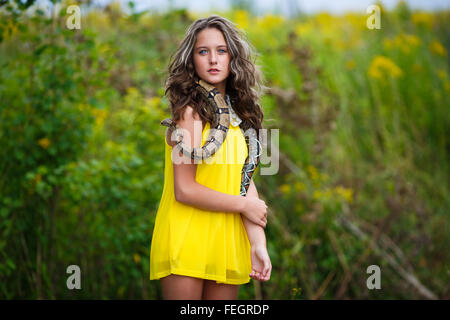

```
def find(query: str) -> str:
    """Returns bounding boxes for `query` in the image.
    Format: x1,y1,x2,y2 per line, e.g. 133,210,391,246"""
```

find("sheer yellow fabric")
150,121,251,284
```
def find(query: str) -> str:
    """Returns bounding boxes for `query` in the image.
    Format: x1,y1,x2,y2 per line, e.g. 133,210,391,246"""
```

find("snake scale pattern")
161,79,261,196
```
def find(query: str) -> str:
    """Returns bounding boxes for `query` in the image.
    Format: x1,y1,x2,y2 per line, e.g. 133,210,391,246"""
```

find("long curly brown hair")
164,14,268,135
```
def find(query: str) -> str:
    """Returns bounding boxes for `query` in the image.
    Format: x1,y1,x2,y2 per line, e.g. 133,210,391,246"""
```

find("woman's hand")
242,196,268,228
249,244,272,282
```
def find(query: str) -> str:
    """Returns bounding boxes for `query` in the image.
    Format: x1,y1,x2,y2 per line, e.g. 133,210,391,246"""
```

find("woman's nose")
209,52,217,64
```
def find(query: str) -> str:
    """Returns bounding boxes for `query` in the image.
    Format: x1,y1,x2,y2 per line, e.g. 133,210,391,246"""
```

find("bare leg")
202,280,239,300
160,274,204,300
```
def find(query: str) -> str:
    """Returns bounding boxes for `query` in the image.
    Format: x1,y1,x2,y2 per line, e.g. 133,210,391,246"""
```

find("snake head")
161,118,174,128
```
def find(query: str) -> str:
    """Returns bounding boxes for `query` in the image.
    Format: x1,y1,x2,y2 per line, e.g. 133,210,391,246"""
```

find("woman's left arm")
241,178,266,247
241,178,272,281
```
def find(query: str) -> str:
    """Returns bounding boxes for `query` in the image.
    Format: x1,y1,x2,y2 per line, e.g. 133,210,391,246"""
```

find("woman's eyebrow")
195,45,227,49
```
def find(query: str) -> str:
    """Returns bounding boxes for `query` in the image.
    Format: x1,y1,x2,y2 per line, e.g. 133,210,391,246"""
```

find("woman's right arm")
170,106,267,228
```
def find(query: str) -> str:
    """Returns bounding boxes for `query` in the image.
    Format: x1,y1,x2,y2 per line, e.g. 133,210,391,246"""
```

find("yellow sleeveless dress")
149,120,252,284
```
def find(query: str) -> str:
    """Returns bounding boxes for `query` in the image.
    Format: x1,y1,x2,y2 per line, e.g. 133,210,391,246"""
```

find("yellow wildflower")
403,34,420,47
99,43,113,55
368,55,403,79
307,165,319,181
280,184,291,194
257,13,284,30
294,181,305,192
368,66,383,79
295,21,314,37
148,96,161,108
133,253,141,264
445,81,450,92
383,34,420,54
143,96,163,116
2,19,19,41
401,34,420,53
344,13,365,31
313,190,321,200
437,70,446,80
291,287,302,295
126,86,139,96
38,137,51,149
235,10,249,30
411,12,433,29
315,12,333,32
91,108,109,127
429,40,447,57
335,186,354,203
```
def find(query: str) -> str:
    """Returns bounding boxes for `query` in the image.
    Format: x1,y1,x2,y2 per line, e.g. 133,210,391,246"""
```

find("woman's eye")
199,49,227,54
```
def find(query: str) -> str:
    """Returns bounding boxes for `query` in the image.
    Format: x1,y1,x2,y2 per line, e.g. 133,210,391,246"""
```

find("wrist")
250,241,266,249
239,196,248,215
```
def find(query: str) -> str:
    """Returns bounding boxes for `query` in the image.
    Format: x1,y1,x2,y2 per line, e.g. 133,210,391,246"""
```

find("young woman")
150,15,272,300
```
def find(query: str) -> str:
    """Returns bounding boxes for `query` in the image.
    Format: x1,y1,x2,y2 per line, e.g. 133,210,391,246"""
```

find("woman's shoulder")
181,105,200,120
165,105,206,147
181,105,207,131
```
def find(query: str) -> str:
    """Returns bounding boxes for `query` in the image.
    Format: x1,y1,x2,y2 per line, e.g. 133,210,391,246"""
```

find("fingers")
264,268,271,281
260,259,271,281
261,261,269,281
250,270,259,280
260,214,268,228
260,268,270,281
253,271,263,281
252,270,269,281
267,261,272,280
250,269,263,281
250,265,271,281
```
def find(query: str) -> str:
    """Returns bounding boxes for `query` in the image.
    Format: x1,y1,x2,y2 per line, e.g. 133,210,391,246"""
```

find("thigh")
202,280,239,300
160,274,204,300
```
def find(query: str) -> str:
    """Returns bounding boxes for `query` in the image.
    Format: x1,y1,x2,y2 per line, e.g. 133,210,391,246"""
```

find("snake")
161,78,262,196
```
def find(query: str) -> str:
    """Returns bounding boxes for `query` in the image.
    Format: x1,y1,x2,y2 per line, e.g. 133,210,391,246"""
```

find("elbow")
174,186,184,203
174,184,192,204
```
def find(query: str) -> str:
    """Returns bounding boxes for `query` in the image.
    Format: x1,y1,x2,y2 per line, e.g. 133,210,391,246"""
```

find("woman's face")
193,28,231,94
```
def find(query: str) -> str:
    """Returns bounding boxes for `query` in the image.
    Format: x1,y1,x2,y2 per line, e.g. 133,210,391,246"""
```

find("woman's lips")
208,69,220,74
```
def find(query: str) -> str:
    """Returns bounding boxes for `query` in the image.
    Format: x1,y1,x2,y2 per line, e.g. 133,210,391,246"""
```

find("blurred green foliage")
0,0,448,299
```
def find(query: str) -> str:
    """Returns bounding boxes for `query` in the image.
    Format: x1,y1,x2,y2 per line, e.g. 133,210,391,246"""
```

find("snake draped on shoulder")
160,79,262,196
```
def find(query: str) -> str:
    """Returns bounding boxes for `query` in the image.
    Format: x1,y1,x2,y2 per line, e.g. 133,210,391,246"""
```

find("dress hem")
150,268,251,285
